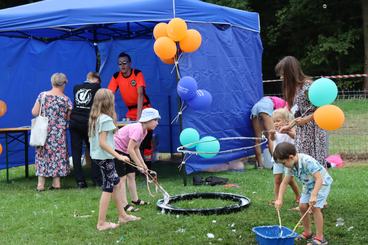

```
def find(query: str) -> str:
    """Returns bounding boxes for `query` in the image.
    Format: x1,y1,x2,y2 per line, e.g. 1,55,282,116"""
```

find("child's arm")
309,172,323,206
98,131,129,162
127,139,147,171
286,127,296,139
274,175,292,210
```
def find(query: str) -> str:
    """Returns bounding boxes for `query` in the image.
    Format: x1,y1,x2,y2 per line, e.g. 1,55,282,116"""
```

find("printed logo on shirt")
131,80,137,86
75,88,92,106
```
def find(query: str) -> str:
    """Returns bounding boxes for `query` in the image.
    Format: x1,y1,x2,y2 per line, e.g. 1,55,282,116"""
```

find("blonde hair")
51,73,67,87
86,72,101,83
88,88,116,137
272,108,293,122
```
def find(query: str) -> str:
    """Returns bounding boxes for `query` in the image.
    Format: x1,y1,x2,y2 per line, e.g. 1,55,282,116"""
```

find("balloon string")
170,103,187,124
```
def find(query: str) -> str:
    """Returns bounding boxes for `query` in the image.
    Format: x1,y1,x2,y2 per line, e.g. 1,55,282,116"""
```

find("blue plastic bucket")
252,225,298,245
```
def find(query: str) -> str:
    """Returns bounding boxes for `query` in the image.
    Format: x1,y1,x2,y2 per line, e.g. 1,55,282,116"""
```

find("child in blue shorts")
270,108,300,206
274,142,332,245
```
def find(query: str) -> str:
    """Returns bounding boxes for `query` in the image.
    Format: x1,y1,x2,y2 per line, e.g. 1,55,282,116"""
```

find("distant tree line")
205,0,368,91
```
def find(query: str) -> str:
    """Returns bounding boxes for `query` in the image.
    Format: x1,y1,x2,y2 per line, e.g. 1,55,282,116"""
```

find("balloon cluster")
153,18,202,62
308,78,345,130
177,76,212,110
179,128,220,158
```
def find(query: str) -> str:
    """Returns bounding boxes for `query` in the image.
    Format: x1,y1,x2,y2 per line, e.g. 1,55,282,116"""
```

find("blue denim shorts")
251,97,274,118
300,185,331,208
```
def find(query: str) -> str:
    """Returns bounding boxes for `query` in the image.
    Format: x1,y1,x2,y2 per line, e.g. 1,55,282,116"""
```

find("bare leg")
52,177,61,188
127,172,139,202
252,116,263,168
299,203,312,234
37,176,46,190
288,177,300,201
111,182,128,218
97,191,113,228
273,174,283,201
120,176,128,207
313,208,324,239
260,113,274,155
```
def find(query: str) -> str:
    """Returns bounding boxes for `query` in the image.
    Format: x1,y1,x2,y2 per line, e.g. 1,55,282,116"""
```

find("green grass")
1,162,368,244
329,99,368,155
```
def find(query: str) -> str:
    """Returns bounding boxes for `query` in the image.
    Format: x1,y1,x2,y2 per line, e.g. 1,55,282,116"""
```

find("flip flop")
132,199,150,205
119,215,141,224
124,204,139,212
96,222,119,231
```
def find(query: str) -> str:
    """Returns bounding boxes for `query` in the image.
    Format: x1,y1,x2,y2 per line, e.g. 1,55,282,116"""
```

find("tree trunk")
362,0,368,91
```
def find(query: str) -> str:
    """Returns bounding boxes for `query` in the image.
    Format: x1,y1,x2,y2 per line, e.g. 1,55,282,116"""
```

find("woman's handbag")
30,93,49,147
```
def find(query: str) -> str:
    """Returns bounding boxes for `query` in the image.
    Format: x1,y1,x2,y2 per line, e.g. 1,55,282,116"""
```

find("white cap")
139,108,161,122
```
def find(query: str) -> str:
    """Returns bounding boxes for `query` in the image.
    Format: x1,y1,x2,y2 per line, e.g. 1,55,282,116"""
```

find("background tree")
206,0,365,91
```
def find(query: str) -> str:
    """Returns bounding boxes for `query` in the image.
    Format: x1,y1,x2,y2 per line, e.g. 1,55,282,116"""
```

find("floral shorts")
93,159,120,193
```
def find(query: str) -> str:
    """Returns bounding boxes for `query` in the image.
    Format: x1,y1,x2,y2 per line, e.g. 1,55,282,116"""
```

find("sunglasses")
118,61,129,66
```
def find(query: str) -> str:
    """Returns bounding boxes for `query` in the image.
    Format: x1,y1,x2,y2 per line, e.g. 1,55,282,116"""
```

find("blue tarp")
0,0,263,174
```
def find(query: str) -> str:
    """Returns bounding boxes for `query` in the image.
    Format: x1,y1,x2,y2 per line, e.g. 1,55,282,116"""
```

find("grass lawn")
1,161,368,245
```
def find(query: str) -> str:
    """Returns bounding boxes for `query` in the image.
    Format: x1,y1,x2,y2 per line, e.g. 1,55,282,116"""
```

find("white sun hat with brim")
139,108,161,122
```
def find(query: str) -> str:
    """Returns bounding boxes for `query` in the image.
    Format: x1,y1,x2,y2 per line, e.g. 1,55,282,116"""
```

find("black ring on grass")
156,192,251,215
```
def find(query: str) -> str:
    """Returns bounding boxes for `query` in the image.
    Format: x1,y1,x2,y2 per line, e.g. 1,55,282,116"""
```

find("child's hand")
118,155,130,162
309,195,317,206
269,129,276,141
274,199,283,210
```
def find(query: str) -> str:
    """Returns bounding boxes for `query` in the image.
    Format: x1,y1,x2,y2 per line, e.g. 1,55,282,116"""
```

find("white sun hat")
139,108,161,122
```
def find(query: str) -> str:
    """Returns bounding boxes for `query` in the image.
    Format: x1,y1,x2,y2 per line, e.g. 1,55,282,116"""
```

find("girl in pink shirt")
114,108,160,212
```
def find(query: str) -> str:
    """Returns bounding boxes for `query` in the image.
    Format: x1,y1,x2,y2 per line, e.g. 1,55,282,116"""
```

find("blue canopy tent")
0,0,263,174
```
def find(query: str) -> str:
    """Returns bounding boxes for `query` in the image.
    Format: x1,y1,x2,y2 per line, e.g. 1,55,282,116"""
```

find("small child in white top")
270,108,300,205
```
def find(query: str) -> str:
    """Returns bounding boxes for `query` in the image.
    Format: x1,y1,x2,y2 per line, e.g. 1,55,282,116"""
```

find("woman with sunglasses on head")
31,73,72,191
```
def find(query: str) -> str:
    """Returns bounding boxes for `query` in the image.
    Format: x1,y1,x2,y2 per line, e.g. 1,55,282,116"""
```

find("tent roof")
0,0,260,42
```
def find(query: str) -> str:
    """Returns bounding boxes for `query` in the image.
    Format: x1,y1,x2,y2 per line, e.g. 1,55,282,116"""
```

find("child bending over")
274,142,332,245
89,89,140,231
114,108,160,212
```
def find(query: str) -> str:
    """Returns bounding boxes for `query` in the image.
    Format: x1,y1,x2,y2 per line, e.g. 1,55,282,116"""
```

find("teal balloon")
308,78,338,107
196,136,220,158
179,128,200,148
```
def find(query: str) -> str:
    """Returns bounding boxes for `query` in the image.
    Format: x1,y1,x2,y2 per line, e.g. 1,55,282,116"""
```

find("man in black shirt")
70,72,101,188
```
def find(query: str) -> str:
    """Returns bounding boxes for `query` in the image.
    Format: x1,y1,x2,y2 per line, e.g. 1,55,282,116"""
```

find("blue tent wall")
179,23,263,174
0,37,96,169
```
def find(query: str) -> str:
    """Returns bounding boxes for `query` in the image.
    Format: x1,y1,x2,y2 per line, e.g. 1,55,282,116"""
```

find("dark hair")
118,52,131,62
273,142,297,162
275,56,310,107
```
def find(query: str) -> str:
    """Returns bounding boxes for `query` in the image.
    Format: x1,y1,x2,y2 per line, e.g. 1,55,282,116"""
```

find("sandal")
311,236,328,245
132,199,150,205
49,186,61,190
36,188,45,192
119,215,141,224
124,204,139,212
96,222,119,231
296,231,313,241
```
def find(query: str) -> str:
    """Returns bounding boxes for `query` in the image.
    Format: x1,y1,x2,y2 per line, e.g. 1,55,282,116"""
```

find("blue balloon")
308,78,338,107
177,76,198,101
187,89,212,110
179,128,200,148
196,136,220,158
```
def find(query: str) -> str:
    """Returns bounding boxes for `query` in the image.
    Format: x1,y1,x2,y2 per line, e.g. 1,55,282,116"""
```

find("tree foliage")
205,0,364,89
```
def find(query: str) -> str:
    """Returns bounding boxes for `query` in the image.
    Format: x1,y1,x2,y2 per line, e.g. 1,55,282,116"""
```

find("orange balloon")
153,22,168,40
154,36,177,59
0,143,2,155
314,105,345,131
160,57,175,64
167,18,188,41
179,29,202,52
0,100,7,117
